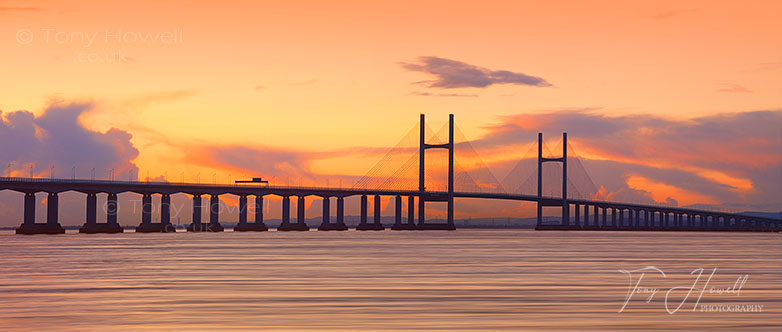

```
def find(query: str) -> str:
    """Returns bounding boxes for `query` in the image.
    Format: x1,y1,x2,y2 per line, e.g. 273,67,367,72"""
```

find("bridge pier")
187,194,207,232
136,193,174,233
319,196,348,231
161,194,173,231
207,195,224,232
573,203,580,227
235,195,268,231
81,193,124,233
611,208,616,228
337,197,346,227
108,193,119,225
619,208,627,227
357,194,368,229
17,192,65,234
239,195,247,224
392,195,415,230
573,203,581,228
279,196,309,231
357,195,384,230
393,195,416,230
583,205,590,228
280,196,290,226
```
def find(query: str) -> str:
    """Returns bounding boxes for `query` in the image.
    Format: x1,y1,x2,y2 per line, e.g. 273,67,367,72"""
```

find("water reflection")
0,230,780,331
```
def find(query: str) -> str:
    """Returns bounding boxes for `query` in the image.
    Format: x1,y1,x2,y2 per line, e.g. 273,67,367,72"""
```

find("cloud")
748,61,782,72
190,145,316,184
400,56,552,89
411,91,478,97
122,90,199,109
472,109,782,211
286,79,318,86
649,9,696,20
0,101,139,179
716,83,752,93
0,7,42,12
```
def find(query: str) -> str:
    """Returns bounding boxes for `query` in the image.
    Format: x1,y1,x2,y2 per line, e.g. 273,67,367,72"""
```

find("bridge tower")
537,132,568,227
417,114,456,230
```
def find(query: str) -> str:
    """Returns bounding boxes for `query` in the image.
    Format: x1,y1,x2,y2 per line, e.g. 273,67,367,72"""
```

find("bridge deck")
1,177,780,232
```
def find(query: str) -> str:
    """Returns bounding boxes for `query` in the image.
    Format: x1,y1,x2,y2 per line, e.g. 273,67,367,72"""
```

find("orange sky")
1,0,781,215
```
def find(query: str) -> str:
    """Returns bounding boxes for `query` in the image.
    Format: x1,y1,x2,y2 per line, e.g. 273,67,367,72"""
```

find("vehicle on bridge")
235,177,269,185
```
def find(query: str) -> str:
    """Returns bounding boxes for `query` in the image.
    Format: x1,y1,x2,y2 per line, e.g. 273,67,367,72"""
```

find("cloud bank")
0,101,139,179
474,109,782,211
400,56,552,89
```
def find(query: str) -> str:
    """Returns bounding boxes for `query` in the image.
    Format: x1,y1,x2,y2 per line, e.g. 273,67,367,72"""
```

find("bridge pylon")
417,114,456,230
537,132,568,227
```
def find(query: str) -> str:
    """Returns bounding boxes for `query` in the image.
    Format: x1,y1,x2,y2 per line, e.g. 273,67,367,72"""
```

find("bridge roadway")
1,177,780,234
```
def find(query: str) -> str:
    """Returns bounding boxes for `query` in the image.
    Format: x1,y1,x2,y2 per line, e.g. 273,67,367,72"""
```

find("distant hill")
739,211,782,220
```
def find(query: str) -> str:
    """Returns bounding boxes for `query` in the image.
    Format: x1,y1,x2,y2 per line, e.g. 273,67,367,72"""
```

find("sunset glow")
1,0,781,221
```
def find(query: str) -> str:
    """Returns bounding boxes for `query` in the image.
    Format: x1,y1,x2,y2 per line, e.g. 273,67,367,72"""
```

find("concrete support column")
47,192,58,225
574,203,580,227
664,212,669,227
418,196,425,226
23,193,35,225
318,196,344,231
611,208,616,227
394,195,402,225
374,195,381,225
583,205,590,227
209,195,220,225
634,210,640,227
447,114,455,228
297,196,305,224
537,132,543,227
322,197,330,224
618,209,624,227
593,205,599,227
281,196,290,224
255,195,264,224
419,114,426,227
238,195,247,225
360,195,368,225
408,196,415,225
192,194,202,226
87,193,98,225
107,193,118,225
645,210,650,227
602,207,607,227
142,194,152,225
336,197,344,225
160,194,170,225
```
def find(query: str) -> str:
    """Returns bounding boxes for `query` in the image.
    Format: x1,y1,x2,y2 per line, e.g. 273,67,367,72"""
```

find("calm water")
0,229,780,331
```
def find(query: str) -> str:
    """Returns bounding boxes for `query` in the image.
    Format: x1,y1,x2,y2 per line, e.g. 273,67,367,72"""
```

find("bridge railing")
0,176,424,194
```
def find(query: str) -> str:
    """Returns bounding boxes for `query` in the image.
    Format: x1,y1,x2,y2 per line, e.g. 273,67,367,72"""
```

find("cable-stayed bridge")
2,114,780,234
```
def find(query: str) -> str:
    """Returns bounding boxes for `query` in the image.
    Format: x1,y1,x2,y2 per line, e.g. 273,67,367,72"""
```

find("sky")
0,0,781,225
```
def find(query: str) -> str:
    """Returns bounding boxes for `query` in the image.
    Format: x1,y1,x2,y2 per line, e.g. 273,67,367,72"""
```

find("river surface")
0,229,780,331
